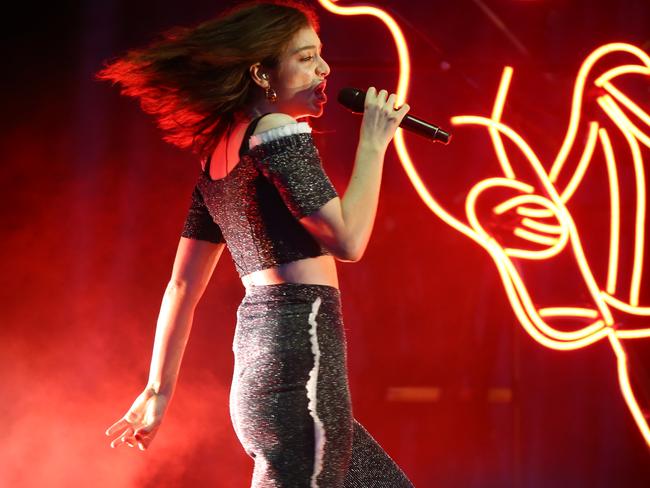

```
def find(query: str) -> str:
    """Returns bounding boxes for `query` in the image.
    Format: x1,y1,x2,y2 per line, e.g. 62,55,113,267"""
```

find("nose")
317,56,330,78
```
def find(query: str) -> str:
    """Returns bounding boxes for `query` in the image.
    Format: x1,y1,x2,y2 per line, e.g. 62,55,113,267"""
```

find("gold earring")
265,85,278,103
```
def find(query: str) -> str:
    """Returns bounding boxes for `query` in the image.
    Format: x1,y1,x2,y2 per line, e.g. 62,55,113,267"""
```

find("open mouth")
314,81,327,101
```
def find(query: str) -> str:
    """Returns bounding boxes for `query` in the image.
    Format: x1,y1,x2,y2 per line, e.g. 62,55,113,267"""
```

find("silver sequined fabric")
183,118,414,486
232,283,414,487
180,131,339,278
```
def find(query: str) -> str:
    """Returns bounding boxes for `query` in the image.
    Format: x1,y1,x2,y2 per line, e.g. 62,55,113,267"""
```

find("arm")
146,237,226,398
254,88,409,262
301,141,384,263
106,236,225,450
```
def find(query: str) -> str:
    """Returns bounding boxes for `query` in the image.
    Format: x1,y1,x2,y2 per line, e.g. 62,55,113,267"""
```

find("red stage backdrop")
1,1,650,487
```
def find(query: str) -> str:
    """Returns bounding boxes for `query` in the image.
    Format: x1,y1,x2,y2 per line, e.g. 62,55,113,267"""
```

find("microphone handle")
336,87,452,144
401,114,451,144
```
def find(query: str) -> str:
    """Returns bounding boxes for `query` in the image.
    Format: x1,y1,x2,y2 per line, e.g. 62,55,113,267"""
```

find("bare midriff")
241,255,339,290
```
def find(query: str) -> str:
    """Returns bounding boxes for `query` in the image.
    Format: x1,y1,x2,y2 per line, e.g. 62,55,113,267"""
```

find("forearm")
146,281,199,397
340,140,386,260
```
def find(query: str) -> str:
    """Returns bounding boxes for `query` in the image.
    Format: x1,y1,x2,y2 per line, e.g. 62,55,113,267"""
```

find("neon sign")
318,0,650,446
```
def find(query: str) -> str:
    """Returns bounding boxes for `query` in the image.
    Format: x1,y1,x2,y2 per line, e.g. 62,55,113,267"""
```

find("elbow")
343,247,361,263
325,240,358,262
336,250,358,263
306,219,362,262
339,238,363,263
166,279,203,304
167,279,189,294
345,252,362,263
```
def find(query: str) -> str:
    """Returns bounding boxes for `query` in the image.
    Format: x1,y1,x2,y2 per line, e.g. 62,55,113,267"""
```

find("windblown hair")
95,1,318,159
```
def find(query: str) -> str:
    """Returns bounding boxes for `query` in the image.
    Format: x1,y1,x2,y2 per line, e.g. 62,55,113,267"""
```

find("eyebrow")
290,44,323,55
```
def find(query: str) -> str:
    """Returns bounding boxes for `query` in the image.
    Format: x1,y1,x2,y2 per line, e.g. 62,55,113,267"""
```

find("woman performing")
98,1,412,486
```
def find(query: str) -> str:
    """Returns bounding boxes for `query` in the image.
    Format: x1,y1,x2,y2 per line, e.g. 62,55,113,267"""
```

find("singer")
97,1,411,486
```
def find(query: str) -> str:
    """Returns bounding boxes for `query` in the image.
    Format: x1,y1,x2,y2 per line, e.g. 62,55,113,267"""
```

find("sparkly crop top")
180,114,339,278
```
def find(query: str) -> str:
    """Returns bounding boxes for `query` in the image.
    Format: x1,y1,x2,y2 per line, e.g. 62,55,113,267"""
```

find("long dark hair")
95,1,319,160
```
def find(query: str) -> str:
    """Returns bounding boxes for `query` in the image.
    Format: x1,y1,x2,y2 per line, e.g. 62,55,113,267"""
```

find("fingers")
106,418,157,451
134,427,153,451
386,93,397,110
377,88,388,105
109,426,152,450
106,388,166,452
395,102,411,122
364,86,376,109
365,86,405,112
396,102,410,114
106,413,145,450
109,425,134,449
105,418,129,437
360,86,410,149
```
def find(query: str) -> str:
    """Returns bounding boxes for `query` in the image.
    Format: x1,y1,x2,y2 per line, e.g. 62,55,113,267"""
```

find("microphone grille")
337,87,365,114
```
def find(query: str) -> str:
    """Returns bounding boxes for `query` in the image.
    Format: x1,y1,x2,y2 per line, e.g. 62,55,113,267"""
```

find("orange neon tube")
317,1,650,448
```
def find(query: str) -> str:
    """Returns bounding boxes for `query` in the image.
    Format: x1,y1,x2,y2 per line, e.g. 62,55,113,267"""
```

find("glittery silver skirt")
230,282,414,487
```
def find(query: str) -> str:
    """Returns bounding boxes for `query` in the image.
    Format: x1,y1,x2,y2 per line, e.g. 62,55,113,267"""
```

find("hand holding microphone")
338,87,451,145
355,87,411,153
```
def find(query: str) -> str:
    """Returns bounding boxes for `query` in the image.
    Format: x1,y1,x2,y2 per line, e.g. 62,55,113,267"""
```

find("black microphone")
337,87,451,144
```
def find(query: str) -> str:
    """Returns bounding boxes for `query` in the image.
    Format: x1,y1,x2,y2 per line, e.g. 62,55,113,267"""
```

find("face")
267,25,330,118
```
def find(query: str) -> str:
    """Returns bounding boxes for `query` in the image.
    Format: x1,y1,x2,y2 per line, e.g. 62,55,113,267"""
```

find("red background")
2,0,650,486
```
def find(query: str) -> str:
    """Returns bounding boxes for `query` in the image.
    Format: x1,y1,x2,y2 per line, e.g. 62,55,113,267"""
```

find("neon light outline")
317,1,650,447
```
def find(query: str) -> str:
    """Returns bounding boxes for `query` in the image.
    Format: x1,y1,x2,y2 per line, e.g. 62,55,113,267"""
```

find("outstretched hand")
105,387,170,451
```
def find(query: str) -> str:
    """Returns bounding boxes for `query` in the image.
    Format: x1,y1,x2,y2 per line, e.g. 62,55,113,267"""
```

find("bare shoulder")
253,113,298,135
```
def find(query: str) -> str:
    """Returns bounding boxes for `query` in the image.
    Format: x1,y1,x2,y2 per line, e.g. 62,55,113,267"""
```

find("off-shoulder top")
180,114,339,278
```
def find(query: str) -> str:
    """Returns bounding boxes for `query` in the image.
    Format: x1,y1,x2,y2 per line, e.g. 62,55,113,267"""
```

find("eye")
301,55,314,62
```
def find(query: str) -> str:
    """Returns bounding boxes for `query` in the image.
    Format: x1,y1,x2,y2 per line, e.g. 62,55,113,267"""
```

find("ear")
249,63,270,89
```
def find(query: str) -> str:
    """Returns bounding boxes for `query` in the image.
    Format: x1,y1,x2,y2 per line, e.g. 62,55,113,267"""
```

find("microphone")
337,87,451,144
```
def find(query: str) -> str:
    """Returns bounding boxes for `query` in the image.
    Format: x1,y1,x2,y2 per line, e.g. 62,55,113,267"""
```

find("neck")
242,98,308,120
241,98,273,119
